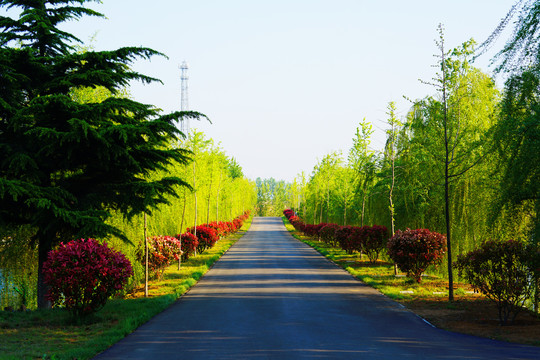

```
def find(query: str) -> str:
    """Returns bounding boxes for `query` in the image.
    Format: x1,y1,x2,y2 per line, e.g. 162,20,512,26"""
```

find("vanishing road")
95,217,540,359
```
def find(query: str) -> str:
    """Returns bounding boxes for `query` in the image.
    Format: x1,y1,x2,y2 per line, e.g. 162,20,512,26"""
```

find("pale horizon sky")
4,1,516,182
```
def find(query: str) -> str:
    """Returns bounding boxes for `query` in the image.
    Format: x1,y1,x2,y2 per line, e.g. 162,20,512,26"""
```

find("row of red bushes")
283,209,447,283
284,209,390,263
43,210,251,317
141,211,251,279
285,209,540,326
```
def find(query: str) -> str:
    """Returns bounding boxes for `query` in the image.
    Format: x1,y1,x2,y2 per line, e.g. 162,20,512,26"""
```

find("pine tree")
0,0,204,308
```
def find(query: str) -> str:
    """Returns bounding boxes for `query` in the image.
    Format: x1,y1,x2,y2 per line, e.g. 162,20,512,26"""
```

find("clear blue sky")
5,1,516,182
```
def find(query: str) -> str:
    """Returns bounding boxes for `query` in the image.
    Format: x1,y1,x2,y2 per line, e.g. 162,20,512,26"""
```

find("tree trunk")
37,237,52,309
144,213,149,297
180,188,187,234
361,194,366,226
179,190,187,270
445,145,454,301
343,198,347,226
440,35,454,301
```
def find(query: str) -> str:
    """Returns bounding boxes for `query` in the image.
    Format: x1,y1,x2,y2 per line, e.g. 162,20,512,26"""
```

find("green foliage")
0,226,37,310
0,0,205,307
455,240,539,325
492,69,540,239
255,177,291,216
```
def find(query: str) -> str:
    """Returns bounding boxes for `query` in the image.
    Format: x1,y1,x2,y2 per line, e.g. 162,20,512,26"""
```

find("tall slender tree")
0,0,204,307
417,25,498,301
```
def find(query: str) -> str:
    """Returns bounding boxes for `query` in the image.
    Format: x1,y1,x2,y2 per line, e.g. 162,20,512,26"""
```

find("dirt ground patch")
402,297,540,346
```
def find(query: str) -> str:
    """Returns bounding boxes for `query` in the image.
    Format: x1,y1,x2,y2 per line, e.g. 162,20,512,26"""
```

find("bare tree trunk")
344,198,347,226
206,160,214,224
390,156,397,276
179,189,187,270
193,161,198,256
37,237,52,309
180,188,187,234
440,33,454,302
216,170,222,221
361,194,366,226
144,213,148,297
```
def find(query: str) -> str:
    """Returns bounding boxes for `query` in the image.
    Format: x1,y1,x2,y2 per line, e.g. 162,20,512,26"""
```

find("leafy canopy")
0,0,205,247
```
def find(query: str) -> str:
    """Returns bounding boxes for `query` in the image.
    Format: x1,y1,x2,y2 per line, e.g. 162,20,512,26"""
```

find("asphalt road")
94,217,540,359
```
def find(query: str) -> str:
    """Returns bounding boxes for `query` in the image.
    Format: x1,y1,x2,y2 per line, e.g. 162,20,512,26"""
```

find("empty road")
94,217,540,359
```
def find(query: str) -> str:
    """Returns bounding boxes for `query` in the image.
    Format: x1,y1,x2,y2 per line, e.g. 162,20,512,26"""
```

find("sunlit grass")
0,217,252,360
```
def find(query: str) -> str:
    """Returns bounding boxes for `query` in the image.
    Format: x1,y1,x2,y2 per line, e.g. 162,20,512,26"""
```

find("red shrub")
319,223,340,246
336,226,356,254
387,228,446,282
208,221,228,238
455,240,539,325
364,225,389,263
233,218,243,230
43,238,133,318
347,226,367,254
288,215,305,232
137,235,182,279
238,210,250,221
188,225,219,253
314,223,329,240
283,209,294,219
303,224,319,237
223,221,235,234
176,232,199,262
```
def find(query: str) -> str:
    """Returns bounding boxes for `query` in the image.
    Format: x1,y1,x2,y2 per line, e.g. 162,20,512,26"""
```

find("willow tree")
477,0,540,73
0,0,203,307
348,118,376,226
417,26,498,301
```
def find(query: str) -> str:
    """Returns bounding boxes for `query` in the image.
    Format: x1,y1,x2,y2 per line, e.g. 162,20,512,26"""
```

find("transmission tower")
179,61,189,134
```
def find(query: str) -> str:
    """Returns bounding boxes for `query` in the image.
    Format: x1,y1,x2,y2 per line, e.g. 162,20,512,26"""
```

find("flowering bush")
387,228,446,283
455,240,539,325
288,215,305,232
43,238,133,318
238,210,251,221
188,225,219,253
363,225,389,263
208,221,228,238
233,218,244,231
137,235,182,279
176,232,199,262
283,209,294,219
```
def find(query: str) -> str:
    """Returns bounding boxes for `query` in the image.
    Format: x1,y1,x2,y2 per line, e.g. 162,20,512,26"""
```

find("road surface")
94,217,540,359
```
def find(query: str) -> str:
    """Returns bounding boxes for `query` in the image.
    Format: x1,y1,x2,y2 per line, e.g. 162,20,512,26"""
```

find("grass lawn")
0,218,252,360
281,216,540,347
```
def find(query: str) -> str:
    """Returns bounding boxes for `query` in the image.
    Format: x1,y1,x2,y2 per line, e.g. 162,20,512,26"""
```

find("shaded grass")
0,217,252,360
